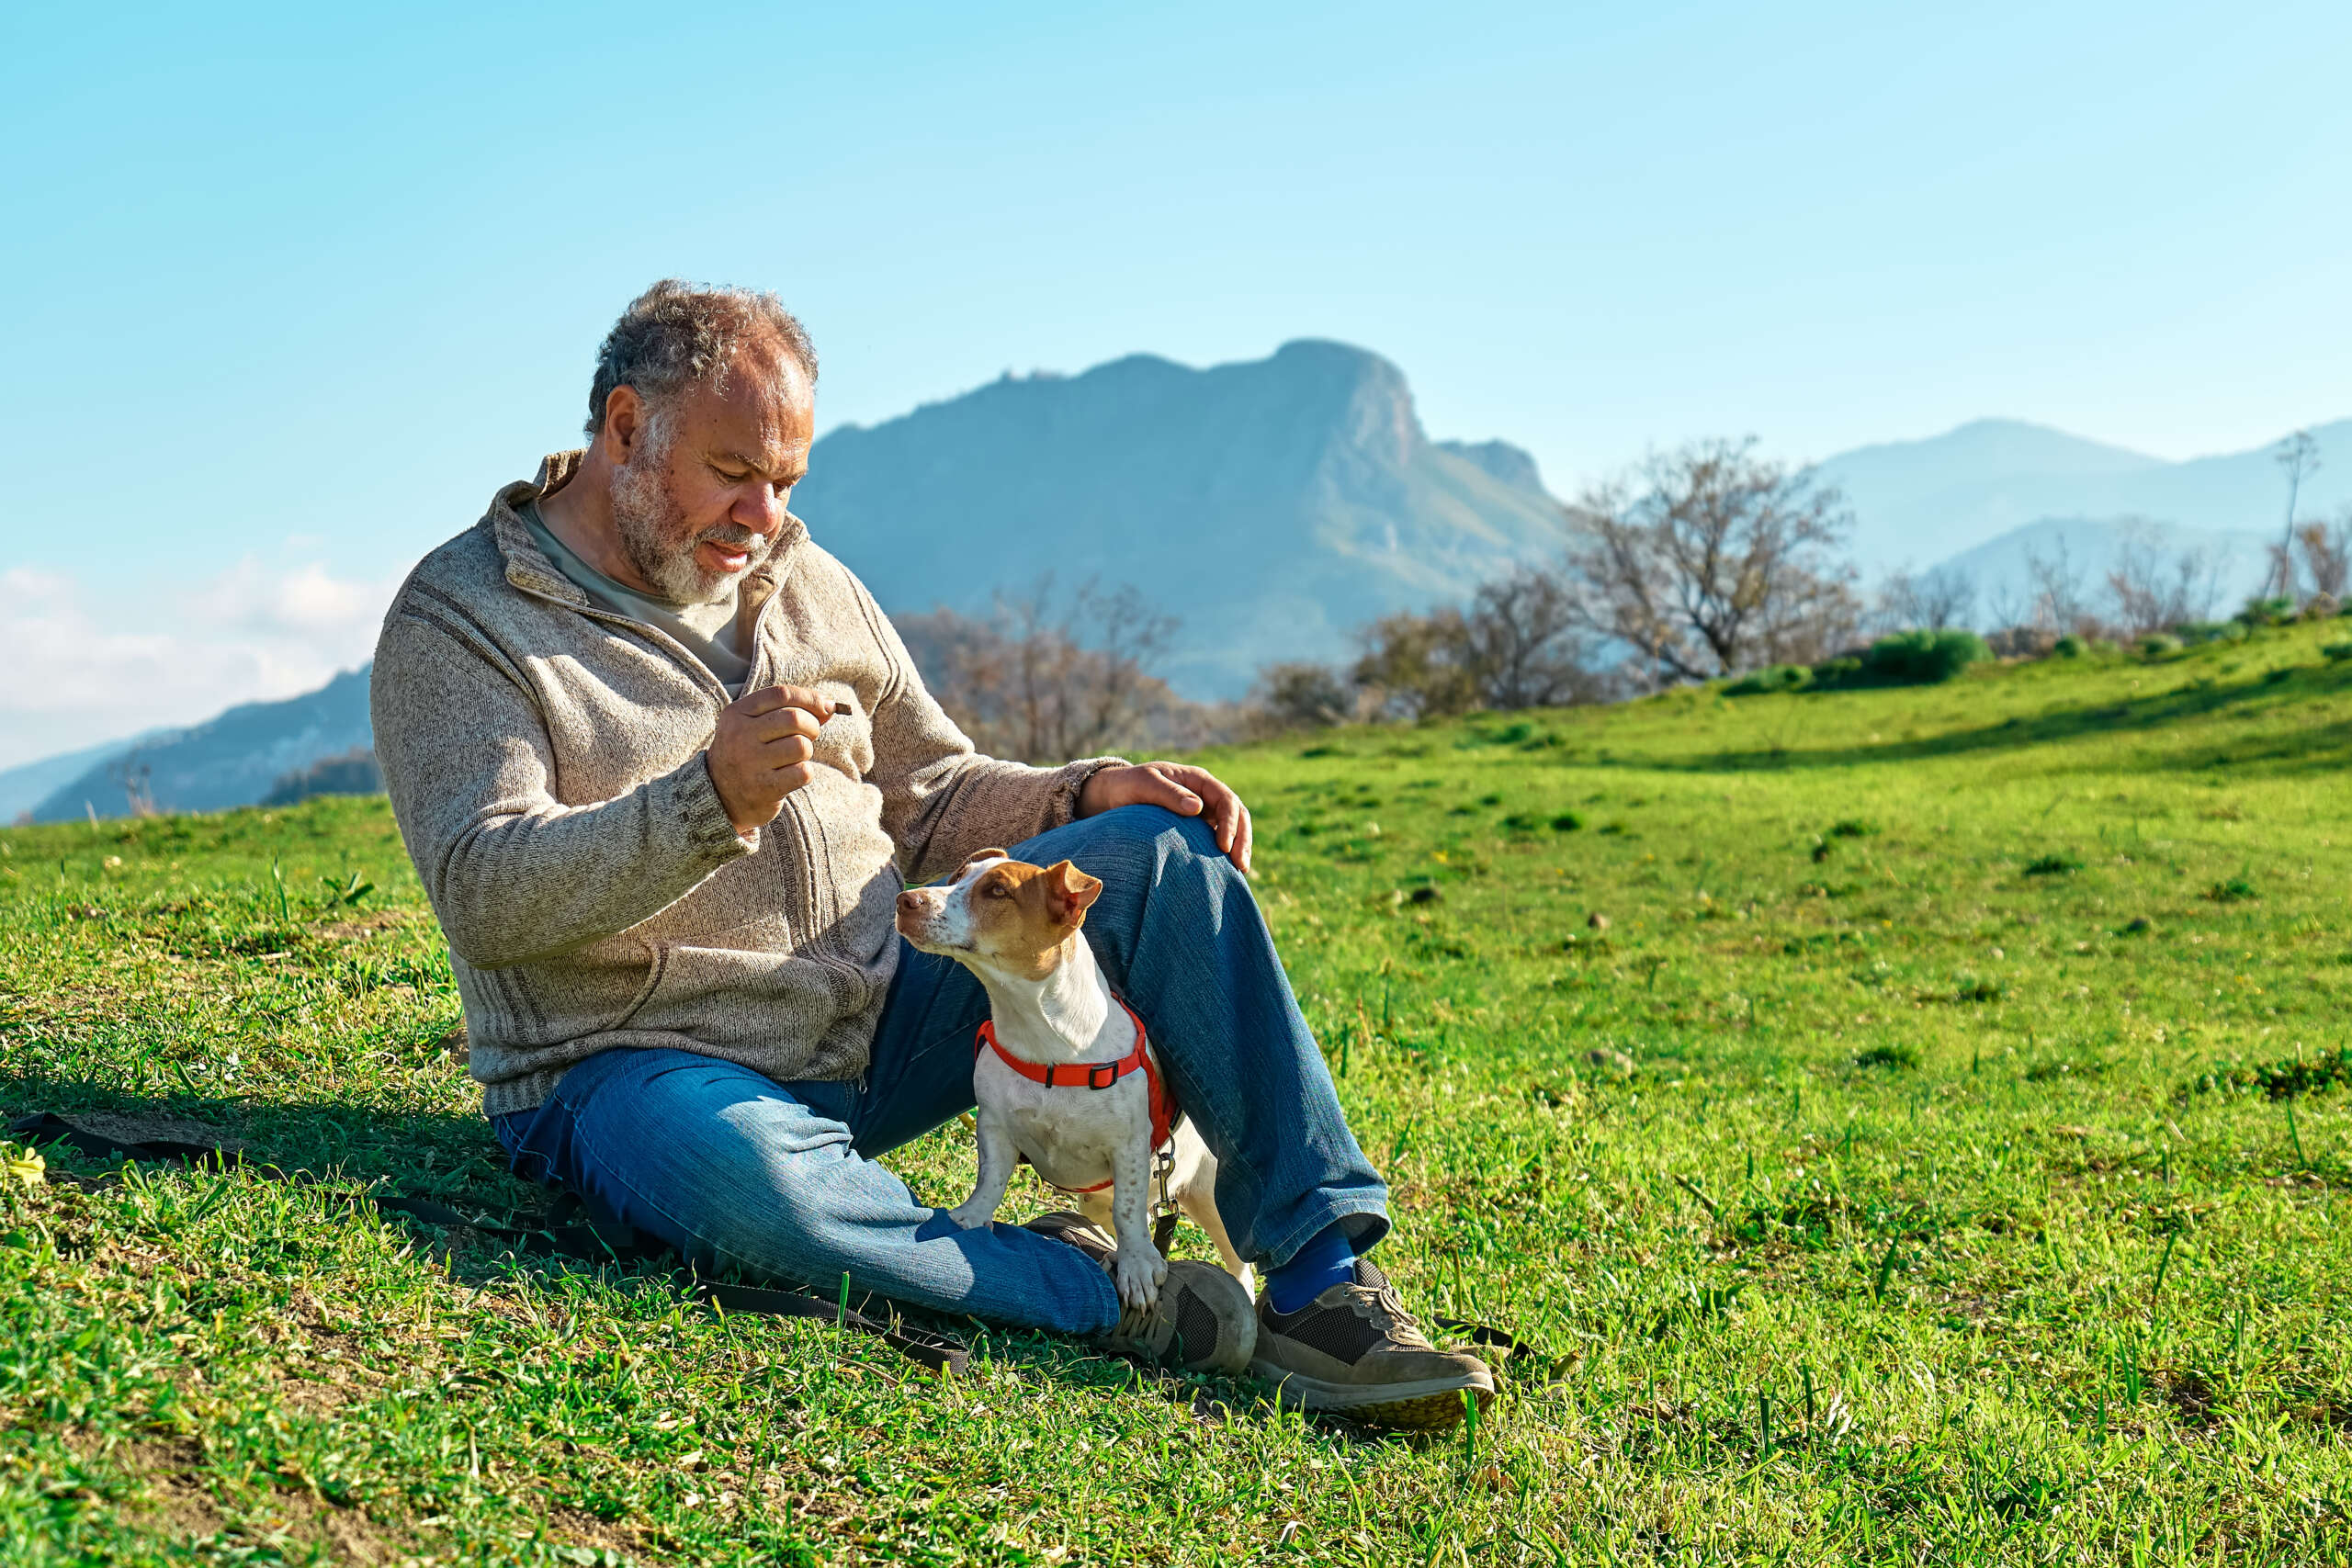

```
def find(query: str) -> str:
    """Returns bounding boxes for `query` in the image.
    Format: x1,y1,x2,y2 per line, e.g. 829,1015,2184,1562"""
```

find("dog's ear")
956,848,1011,880
1043,861,1102,924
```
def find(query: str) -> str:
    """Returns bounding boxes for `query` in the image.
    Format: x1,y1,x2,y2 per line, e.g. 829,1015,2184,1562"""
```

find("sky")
2,0,2349,768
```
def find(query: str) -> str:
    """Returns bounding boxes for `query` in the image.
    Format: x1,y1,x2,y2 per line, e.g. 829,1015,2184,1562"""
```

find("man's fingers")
732,684,844,722
760,734,816,770
744,706,823,744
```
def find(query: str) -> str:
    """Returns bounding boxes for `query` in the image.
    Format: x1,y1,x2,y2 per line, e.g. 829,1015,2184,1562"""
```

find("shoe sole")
1251,1360,1497,1430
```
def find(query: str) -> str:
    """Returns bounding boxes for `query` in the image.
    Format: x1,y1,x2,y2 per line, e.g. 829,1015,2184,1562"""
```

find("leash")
6,1111,970,1376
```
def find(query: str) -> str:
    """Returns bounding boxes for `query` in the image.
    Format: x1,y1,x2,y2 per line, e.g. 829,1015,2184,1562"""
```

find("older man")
372,281,1491,1429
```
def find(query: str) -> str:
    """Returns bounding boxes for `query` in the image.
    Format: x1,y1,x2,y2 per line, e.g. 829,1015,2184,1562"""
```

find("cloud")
0,558,397,770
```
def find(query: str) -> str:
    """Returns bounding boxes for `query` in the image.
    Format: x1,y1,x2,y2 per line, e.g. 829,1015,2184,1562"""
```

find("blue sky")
2,0,2348,766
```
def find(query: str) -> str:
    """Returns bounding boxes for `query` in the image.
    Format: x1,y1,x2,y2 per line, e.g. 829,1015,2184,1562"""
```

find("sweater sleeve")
850,580,1123,884
370,604,753,968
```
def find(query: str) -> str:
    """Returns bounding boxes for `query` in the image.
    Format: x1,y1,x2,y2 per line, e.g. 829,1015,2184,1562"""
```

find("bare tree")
897,576,1197,762
1878,563,1977,632
1562,438,1860,685
107,751,158,818
2267,430,2323,596
1250,661,1355,731
1462,566,1611,709
1983,574,2033,641
1350,607,1479,720
2290,509,2352,605
2105,524,2222,635
2021,537,2101,636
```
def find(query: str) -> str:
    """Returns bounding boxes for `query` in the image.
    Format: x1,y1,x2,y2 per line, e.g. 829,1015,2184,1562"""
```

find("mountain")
29,668,373,823
0,730,172,823
793,340,1566,695
1816,417,2352,573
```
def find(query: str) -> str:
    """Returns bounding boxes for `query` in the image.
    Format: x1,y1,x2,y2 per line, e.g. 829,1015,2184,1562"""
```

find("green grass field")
5,622,2352,1565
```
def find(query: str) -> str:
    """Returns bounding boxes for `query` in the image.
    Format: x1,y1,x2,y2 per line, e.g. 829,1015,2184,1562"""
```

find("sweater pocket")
623,913,863,1056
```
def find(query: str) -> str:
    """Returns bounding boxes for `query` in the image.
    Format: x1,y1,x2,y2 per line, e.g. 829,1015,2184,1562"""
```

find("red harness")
974,996,1177,1192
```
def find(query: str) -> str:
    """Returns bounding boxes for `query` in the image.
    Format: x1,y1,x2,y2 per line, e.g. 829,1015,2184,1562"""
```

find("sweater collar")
486,448,807,610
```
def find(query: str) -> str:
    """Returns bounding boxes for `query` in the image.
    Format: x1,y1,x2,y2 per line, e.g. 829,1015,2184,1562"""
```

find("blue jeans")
492,807,1388,1334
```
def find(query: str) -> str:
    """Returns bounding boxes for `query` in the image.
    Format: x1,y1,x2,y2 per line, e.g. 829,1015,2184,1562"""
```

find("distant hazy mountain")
30,668,372,823
794,340,1566,696
1817,417,2352,572
0,730,171,823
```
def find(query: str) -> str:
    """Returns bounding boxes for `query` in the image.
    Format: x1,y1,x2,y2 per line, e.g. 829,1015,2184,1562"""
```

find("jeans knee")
1093,805,1224,872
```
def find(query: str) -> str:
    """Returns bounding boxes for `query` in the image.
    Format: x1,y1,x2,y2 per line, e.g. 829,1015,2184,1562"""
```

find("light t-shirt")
522,502,752,697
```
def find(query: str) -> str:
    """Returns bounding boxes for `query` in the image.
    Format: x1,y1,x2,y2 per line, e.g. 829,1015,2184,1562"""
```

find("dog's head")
894,850,1103,980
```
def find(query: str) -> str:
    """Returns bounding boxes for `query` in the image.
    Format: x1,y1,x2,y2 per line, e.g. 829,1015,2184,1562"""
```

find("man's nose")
736,485,786,536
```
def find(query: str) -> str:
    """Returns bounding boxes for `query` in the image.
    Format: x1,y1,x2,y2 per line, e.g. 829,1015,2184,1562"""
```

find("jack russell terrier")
894,851,1250,1312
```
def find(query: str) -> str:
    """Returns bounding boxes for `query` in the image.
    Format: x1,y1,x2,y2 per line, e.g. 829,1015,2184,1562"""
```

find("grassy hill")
3,622,2351,1563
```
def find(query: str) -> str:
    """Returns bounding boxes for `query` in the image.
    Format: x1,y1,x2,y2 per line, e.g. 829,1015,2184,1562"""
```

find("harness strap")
974,997,1177,1164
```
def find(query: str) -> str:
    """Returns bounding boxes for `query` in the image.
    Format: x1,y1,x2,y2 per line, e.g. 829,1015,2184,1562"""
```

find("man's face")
607,344,816,604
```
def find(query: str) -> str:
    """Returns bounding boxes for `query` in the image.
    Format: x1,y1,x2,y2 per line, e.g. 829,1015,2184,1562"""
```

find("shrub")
2175,620,2245,646
1988,626,2058,660
2024,853,2084,876
1810,655,1864,686
1551,812,1585,832
1856,1043,1920,1070
1861,628,1989,685
2323,641,2352,662
2237,595,2297,627
2052,635,2089,659
2137,634,2182,658
1724,664,1811,696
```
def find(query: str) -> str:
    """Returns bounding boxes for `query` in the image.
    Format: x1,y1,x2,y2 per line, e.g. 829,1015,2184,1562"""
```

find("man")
372,280,1492,1430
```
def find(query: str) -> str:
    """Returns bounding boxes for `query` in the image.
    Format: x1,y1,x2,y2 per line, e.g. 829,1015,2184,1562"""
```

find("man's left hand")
1078,761,1254,874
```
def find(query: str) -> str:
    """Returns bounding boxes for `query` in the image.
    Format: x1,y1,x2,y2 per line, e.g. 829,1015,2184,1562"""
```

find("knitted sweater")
370,451,1116,1116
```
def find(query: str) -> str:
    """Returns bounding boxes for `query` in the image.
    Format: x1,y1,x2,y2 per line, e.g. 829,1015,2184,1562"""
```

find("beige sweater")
371,452,1117,1116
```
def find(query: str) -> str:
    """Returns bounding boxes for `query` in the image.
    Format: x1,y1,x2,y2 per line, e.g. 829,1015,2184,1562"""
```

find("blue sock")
1266,1223,1357,1314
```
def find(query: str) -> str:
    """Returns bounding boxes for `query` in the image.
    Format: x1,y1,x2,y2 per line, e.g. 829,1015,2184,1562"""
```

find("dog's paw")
1113,1248,1165,1310
944,1202,995,1231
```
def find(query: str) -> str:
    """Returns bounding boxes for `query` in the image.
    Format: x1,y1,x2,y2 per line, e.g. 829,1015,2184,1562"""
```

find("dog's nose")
896,890,922,917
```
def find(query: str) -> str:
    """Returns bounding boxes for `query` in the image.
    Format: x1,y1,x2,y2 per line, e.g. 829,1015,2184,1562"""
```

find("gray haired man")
370,281,1493,1429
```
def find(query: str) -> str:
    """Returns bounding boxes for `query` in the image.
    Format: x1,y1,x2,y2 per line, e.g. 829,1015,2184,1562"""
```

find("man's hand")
707,685,841,837
1078,761,1253,874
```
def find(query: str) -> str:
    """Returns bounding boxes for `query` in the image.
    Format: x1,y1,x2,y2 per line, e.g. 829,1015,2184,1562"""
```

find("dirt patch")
314,911,417,942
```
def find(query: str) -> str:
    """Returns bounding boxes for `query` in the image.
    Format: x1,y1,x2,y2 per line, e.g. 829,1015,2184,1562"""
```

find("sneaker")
1251,1257,1496,1430
1023,1212,1256,1376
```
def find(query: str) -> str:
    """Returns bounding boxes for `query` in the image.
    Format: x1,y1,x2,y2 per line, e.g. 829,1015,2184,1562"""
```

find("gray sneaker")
1023,1211,1256,1375
1251,1258,1496,1430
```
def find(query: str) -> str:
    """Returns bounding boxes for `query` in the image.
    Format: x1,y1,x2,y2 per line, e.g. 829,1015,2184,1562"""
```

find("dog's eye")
984,884,1010,898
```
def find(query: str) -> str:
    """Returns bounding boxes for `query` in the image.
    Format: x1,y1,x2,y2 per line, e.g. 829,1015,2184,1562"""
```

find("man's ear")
1046,861,1102,923
600,383,647,466
956,849,1011,881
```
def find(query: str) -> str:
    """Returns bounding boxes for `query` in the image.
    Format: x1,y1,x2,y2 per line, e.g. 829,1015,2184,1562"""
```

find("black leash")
7,1111,969,1377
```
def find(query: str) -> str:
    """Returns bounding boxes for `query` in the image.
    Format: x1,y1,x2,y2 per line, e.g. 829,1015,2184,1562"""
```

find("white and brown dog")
894,851,1249,1311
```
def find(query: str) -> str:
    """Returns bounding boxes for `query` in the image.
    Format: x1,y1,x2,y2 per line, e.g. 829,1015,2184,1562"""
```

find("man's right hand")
707,685,841,837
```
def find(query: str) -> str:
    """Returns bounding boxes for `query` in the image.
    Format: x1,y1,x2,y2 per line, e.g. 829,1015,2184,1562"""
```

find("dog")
894,850,1250,1310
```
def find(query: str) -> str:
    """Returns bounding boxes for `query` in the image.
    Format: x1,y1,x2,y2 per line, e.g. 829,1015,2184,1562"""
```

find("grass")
3,619,2352,1562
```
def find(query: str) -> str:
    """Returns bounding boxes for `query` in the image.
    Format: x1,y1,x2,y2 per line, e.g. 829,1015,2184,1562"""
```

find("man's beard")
609,421,775,604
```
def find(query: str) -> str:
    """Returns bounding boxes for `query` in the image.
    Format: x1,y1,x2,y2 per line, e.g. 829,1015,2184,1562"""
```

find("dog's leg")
946,1109,1019,1230
1071,1183,1116,1234
1170,1126,1255,1292
1108,1136,1166,1310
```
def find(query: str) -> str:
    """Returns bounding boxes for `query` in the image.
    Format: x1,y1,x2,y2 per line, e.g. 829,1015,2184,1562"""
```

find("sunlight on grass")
1,622,2349,1562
